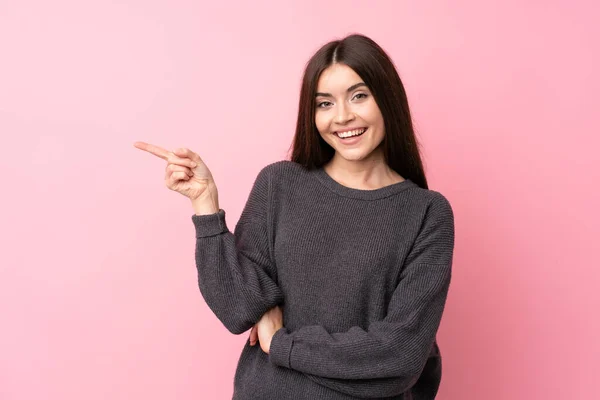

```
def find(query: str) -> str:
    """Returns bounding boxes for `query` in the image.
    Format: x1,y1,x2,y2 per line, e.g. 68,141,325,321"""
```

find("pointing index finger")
134,141,171,161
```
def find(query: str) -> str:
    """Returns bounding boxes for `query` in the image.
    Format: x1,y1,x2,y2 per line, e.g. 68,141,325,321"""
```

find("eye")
353,93,368,100
317,101,333,108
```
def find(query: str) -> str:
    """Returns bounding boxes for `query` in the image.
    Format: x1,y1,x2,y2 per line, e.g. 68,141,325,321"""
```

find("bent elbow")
219,315,252,335
397,354,436,393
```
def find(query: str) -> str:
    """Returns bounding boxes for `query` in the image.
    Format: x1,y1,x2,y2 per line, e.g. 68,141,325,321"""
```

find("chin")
337,150,371,161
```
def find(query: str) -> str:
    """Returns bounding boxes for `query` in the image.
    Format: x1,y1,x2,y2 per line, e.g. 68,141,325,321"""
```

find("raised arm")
192,165,284,334
134,141,284,335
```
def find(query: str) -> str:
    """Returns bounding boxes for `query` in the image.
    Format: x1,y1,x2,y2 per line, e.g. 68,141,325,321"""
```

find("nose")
334,102,355,124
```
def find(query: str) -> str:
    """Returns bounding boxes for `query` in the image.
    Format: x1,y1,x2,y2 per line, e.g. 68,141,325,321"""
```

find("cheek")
314,112,329,134
361,101,384,126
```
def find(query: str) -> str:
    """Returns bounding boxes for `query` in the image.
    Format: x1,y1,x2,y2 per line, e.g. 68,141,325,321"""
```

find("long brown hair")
288,33,429,190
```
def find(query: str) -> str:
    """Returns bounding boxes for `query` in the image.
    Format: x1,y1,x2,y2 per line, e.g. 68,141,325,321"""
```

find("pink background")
1,1,598,399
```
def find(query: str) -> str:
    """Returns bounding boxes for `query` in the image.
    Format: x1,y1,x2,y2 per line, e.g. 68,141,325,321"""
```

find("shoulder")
261,160,305,174
425,189,454,219
402,186,455,233
256,160,308,183
406,185,453,215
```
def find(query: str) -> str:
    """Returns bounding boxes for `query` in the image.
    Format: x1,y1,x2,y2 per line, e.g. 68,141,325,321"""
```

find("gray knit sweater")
191,160,455,399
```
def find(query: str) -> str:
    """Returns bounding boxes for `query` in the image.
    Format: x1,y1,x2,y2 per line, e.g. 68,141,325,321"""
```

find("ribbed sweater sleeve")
268,193,454,397
191,166,284,334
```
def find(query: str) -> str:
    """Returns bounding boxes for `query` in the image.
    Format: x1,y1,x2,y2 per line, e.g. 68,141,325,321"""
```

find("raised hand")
134,141,216,201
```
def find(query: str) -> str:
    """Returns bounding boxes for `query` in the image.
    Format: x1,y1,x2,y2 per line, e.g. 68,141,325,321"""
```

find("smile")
334,128,367,139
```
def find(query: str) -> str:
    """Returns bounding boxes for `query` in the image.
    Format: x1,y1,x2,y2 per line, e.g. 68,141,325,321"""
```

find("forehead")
316,63,363,92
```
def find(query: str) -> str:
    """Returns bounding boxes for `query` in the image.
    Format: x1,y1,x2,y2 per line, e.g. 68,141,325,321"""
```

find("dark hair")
288,33,429,190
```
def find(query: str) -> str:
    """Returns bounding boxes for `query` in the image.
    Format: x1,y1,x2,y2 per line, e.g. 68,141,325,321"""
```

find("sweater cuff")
191,209,229,238
269,327,293,369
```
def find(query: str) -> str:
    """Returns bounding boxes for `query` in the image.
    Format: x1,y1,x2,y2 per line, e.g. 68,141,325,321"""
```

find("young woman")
135,34,455,400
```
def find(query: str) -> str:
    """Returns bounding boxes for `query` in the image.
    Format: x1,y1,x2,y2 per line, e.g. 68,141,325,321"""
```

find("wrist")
268,326,285,353
191,184,220,215
265,331,276,354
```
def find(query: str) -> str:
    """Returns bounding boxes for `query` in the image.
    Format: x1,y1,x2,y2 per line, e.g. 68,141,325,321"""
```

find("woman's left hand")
249,306,283,354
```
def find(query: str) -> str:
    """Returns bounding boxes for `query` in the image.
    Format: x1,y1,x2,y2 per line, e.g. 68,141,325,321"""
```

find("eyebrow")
315,82,367,98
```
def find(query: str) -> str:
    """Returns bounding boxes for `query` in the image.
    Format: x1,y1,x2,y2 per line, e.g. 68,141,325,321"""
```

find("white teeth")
336,128,366,138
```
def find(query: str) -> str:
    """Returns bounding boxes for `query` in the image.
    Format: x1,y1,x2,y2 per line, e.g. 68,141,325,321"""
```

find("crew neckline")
312,167,417,200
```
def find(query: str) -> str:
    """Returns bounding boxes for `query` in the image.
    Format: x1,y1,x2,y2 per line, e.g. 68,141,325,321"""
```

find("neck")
324,152,404,190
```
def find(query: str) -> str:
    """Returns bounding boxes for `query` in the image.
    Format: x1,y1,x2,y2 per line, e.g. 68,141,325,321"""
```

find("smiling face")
315,63,386,165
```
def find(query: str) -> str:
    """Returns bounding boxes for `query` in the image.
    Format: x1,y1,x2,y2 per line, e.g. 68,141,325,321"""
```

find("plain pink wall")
1,1,598,399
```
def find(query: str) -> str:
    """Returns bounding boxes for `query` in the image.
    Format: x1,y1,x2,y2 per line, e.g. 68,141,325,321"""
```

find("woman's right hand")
134,141,216,201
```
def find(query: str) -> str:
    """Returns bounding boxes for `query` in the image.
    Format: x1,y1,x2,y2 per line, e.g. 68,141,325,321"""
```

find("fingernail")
191,162,197,168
